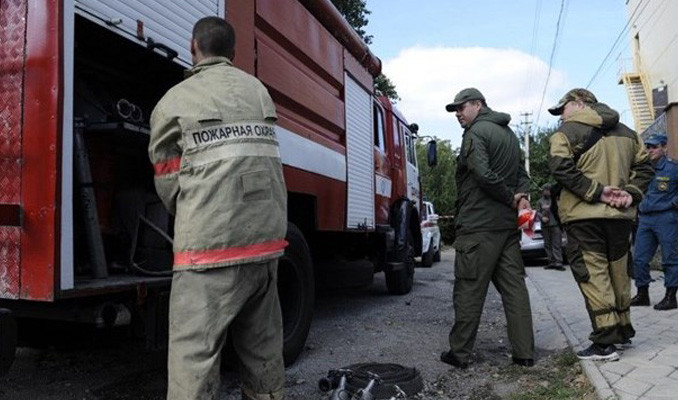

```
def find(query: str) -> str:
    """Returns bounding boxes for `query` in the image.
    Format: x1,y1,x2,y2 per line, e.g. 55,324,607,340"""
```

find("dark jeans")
633,210,678,288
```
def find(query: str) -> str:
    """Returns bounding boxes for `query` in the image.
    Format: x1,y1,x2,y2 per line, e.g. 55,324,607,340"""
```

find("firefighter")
148,17,287,400
548,88,653,361
630,133,678,310
441,88,535,369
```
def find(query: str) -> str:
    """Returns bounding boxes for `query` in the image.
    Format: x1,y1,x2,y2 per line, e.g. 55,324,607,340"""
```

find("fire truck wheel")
421,239,435,268
278,223,315,366
386,228,415,295
0,308,17,377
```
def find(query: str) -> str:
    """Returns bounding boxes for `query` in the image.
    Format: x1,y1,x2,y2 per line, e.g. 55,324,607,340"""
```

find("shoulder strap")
573,127,604,164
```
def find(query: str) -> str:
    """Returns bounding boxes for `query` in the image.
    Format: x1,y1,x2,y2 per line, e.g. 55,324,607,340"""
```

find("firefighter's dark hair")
192,17,235,59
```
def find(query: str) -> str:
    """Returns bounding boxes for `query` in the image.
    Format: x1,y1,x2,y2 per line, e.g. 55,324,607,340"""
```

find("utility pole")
519,112,533,175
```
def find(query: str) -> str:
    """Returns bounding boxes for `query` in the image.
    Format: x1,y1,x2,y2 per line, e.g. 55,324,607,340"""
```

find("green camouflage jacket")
548,103,653,224
149,57,287,270
454,107,531,234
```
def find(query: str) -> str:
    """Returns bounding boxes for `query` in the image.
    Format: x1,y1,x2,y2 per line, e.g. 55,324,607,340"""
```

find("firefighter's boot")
630,286,650,306
654,287,678,311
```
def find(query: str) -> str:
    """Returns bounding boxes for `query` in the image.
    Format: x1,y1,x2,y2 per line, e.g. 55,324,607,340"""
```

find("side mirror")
426,140,437,166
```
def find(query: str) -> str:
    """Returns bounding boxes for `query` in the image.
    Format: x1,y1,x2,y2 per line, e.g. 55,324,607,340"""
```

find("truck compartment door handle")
146,37,178,59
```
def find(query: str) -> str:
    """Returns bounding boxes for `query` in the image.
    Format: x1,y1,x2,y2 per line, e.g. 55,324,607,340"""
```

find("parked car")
420,201,442,267
520,218,567,262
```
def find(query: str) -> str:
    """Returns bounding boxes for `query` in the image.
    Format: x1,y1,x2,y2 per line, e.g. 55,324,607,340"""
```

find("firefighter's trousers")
167,259,284,400
564,219,635,345
449,229,534,363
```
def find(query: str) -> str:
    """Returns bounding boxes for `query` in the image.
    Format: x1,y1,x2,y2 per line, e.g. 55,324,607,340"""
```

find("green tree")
330,0,373,44
375,74,401,102
526,126,557,203
416,138,458,243
330,0,400,102
416,138,457,216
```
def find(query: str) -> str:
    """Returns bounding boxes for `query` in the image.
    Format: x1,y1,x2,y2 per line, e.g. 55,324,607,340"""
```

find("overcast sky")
365,0,633,148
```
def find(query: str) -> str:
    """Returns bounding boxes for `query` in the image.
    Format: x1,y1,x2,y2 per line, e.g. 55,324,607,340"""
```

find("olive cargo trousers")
167,259,285,400
449,230,534,363
564,219,635,345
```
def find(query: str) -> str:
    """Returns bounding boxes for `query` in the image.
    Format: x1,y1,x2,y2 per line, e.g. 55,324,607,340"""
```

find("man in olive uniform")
548,88,653,361
440,88,535,369
149,17,287,400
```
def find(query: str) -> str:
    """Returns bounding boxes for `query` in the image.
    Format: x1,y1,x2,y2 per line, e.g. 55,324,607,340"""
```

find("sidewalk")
528,266,678,400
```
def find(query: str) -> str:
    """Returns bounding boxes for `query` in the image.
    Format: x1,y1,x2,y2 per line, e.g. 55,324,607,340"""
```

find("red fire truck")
0,0,435,374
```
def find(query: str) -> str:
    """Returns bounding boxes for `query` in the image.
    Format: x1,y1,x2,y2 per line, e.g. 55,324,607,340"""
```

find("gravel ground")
0,249,592,399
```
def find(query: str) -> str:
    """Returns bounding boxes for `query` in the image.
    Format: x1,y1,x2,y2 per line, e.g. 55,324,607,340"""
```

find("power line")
520,112,533,175
521,0,543,110
534,0,568,130
586,0,650,88
593,0,666,88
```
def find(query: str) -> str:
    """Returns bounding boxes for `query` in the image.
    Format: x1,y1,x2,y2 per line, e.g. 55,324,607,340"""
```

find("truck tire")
386,228,415,295
421,239,434,268
278,223,315,366
0,309,17,377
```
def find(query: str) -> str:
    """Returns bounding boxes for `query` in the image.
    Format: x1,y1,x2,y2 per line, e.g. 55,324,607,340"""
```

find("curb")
527,273,617,400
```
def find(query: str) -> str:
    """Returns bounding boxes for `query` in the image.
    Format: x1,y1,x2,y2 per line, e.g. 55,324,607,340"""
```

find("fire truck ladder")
620,72,654,133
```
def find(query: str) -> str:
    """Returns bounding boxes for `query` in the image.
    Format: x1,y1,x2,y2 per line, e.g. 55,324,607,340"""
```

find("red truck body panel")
0,0,62,301
0,0,421,302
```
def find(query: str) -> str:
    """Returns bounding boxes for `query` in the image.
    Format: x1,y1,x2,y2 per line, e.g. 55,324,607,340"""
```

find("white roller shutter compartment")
344,74,375,230
74,0,224,66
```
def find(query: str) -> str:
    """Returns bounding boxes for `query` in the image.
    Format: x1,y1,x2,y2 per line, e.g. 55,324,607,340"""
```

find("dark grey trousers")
542,225,563,266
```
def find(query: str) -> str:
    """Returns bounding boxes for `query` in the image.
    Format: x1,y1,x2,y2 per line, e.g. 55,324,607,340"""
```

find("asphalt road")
0,249,558,399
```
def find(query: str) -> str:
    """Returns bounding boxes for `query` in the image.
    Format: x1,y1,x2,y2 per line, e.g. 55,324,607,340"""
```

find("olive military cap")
445,88,486,112
548,88,598,116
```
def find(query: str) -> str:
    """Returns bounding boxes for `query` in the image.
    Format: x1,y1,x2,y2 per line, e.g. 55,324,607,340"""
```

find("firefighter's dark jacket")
548,103,654,224
454,107,530,234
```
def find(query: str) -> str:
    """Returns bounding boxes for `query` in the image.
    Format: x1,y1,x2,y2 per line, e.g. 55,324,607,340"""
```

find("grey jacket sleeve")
148,102,182,215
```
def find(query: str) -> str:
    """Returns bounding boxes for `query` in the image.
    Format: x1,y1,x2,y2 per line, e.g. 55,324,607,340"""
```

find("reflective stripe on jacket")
149,57,288,270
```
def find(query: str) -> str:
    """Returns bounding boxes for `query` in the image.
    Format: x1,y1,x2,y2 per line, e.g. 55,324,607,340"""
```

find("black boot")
630,286,650,306
654,287,678,310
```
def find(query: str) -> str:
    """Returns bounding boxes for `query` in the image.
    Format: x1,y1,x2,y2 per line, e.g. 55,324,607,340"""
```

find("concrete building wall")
627,0,678,103
627,0,678,157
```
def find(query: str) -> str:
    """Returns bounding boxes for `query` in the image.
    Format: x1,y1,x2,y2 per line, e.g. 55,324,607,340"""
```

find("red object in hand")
518,209,536,237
